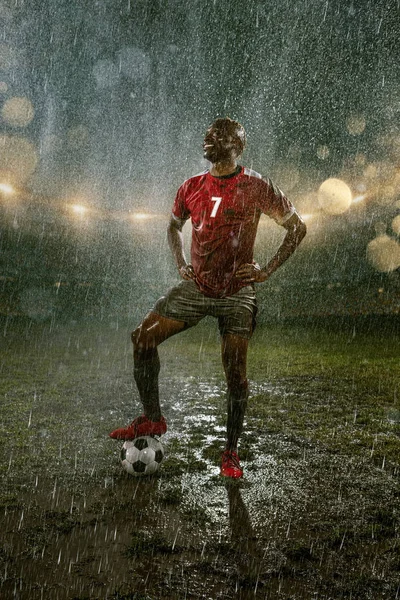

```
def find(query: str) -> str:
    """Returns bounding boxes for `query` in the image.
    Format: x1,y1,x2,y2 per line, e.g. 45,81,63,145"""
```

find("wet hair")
210,117,246,154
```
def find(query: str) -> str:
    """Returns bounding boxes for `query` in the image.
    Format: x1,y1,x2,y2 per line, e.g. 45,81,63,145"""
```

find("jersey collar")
208,165,242,180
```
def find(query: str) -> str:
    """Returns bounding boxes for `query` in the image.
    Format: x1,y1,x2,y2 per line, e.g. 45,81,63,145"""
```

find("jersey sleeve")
171,182,190,222
258,178,296,225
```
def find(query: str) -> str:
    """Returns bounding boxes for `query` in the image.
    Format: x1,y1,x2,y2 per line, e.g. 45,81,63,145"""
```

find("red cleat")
109,414,167,440
220,450,243,479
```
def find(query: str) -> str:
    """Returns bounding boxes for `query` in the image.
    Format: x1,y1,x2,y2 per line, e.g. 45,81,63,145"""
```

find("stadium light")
0,183,15,195
130,212,155,221
69,203,88,216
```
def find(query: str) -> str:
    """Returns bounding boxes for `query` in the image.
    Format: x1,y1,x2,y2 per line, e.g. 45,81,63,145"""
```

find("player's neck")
209,160,238,178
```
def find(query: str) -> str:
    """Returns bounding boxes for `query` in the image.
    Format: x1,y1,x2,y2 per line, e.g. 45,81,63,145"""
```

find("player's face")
203,126,238,163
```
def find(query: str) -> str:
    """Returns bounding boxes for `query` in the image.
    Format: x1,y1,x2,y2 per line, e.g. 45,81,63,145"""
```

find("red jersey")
172,166,295,298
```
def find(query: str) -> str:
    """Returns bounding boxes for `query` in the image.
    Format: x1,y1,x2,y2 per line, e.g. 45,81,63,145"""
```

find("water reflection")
226,482,264,596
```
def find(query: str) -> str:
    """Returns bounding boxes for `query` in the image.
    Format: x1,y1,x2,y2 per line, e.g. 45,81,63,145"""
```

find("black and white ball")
121,436,165,476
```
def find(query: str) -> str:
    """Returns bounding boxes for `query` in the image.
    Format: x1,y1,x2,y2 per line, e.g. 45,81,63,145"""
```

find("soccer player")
110,117,307,478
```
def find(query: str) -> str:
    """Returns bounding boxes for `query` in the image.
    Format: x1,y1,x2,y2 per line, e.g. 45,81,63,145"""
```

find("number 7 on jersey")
210,196,222,218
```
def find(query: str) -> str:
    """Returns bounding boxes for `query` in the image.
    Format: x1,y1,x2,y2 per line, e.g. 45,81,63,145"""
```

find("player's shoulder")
242,166,263,180
181,169,208,187
240,167,287,202
241,166,272,188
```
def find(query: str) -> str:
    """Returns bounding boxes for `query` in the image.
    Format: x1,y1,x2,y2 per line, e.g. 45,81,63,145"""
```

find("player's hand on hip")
179,264,196,281
235,263,268,283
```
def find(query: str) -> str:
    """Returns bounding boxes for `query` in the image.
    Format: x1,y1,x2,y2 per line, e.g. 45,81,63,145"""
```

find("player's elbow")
286,215,307,243
297,219,307,241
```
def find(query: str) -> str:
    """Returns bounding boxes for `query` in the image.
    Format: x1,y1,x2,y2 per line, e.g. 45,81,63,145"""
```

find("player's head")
203,117,246,163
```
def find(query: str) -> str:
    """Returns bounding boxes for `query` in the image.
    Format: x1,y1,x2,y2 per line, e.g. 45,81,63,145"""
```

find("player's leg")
216,286,256,478
131,280,207,425
132,311,186,421
110,280,207,440
221,333,249,453
220,333,249,478
109,312,186,439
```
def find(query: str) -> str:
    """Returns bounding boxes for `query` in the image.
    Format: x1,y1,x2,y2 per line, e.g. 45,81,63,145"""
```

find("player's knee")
131,326,146,351
131,325,155,353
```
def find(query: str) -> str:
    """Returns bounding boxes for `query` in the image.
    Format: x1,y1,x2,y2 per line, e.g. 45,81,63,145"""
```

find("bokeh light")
316,145,330,160
117,46,151,80
0,135,38,183
93,59,120,89
69,203,88,216
363,164,378,180
0,182,15,195
366,235,400,272
354,153,367,168
346,114,366,136
1,96,35,127
317,178,352,215
375,185,396,206
363,161,396,183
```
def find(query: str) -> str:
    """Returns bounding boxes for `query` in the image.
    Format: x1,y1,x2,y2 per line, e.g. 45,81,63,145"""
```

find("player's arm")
167,214,196,281
235,212,307,283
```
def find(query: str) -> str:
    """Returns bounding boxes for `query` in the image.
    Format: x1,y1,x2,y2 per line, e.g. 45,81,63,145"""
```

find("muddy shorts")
153,280,257,339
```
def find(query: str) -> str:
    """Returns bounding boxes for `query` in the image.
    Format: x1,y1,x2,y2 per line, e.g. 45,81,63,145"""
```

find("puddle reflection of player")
226,483,264,590
110,117,306,478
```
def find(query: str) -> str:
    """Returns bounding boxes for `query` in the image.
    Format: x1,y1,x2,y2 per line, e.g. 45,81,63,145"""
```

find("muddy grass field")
0,315,399,599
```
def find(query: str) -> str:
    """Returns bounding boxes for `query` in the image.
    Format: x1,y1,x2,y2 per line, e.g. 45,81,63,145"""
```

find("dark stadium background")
0,0,399,325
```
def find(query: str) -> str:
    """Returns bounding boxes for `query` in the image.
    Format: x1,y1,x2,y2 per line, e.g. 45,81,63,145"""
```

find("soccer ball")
120,436,165,476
